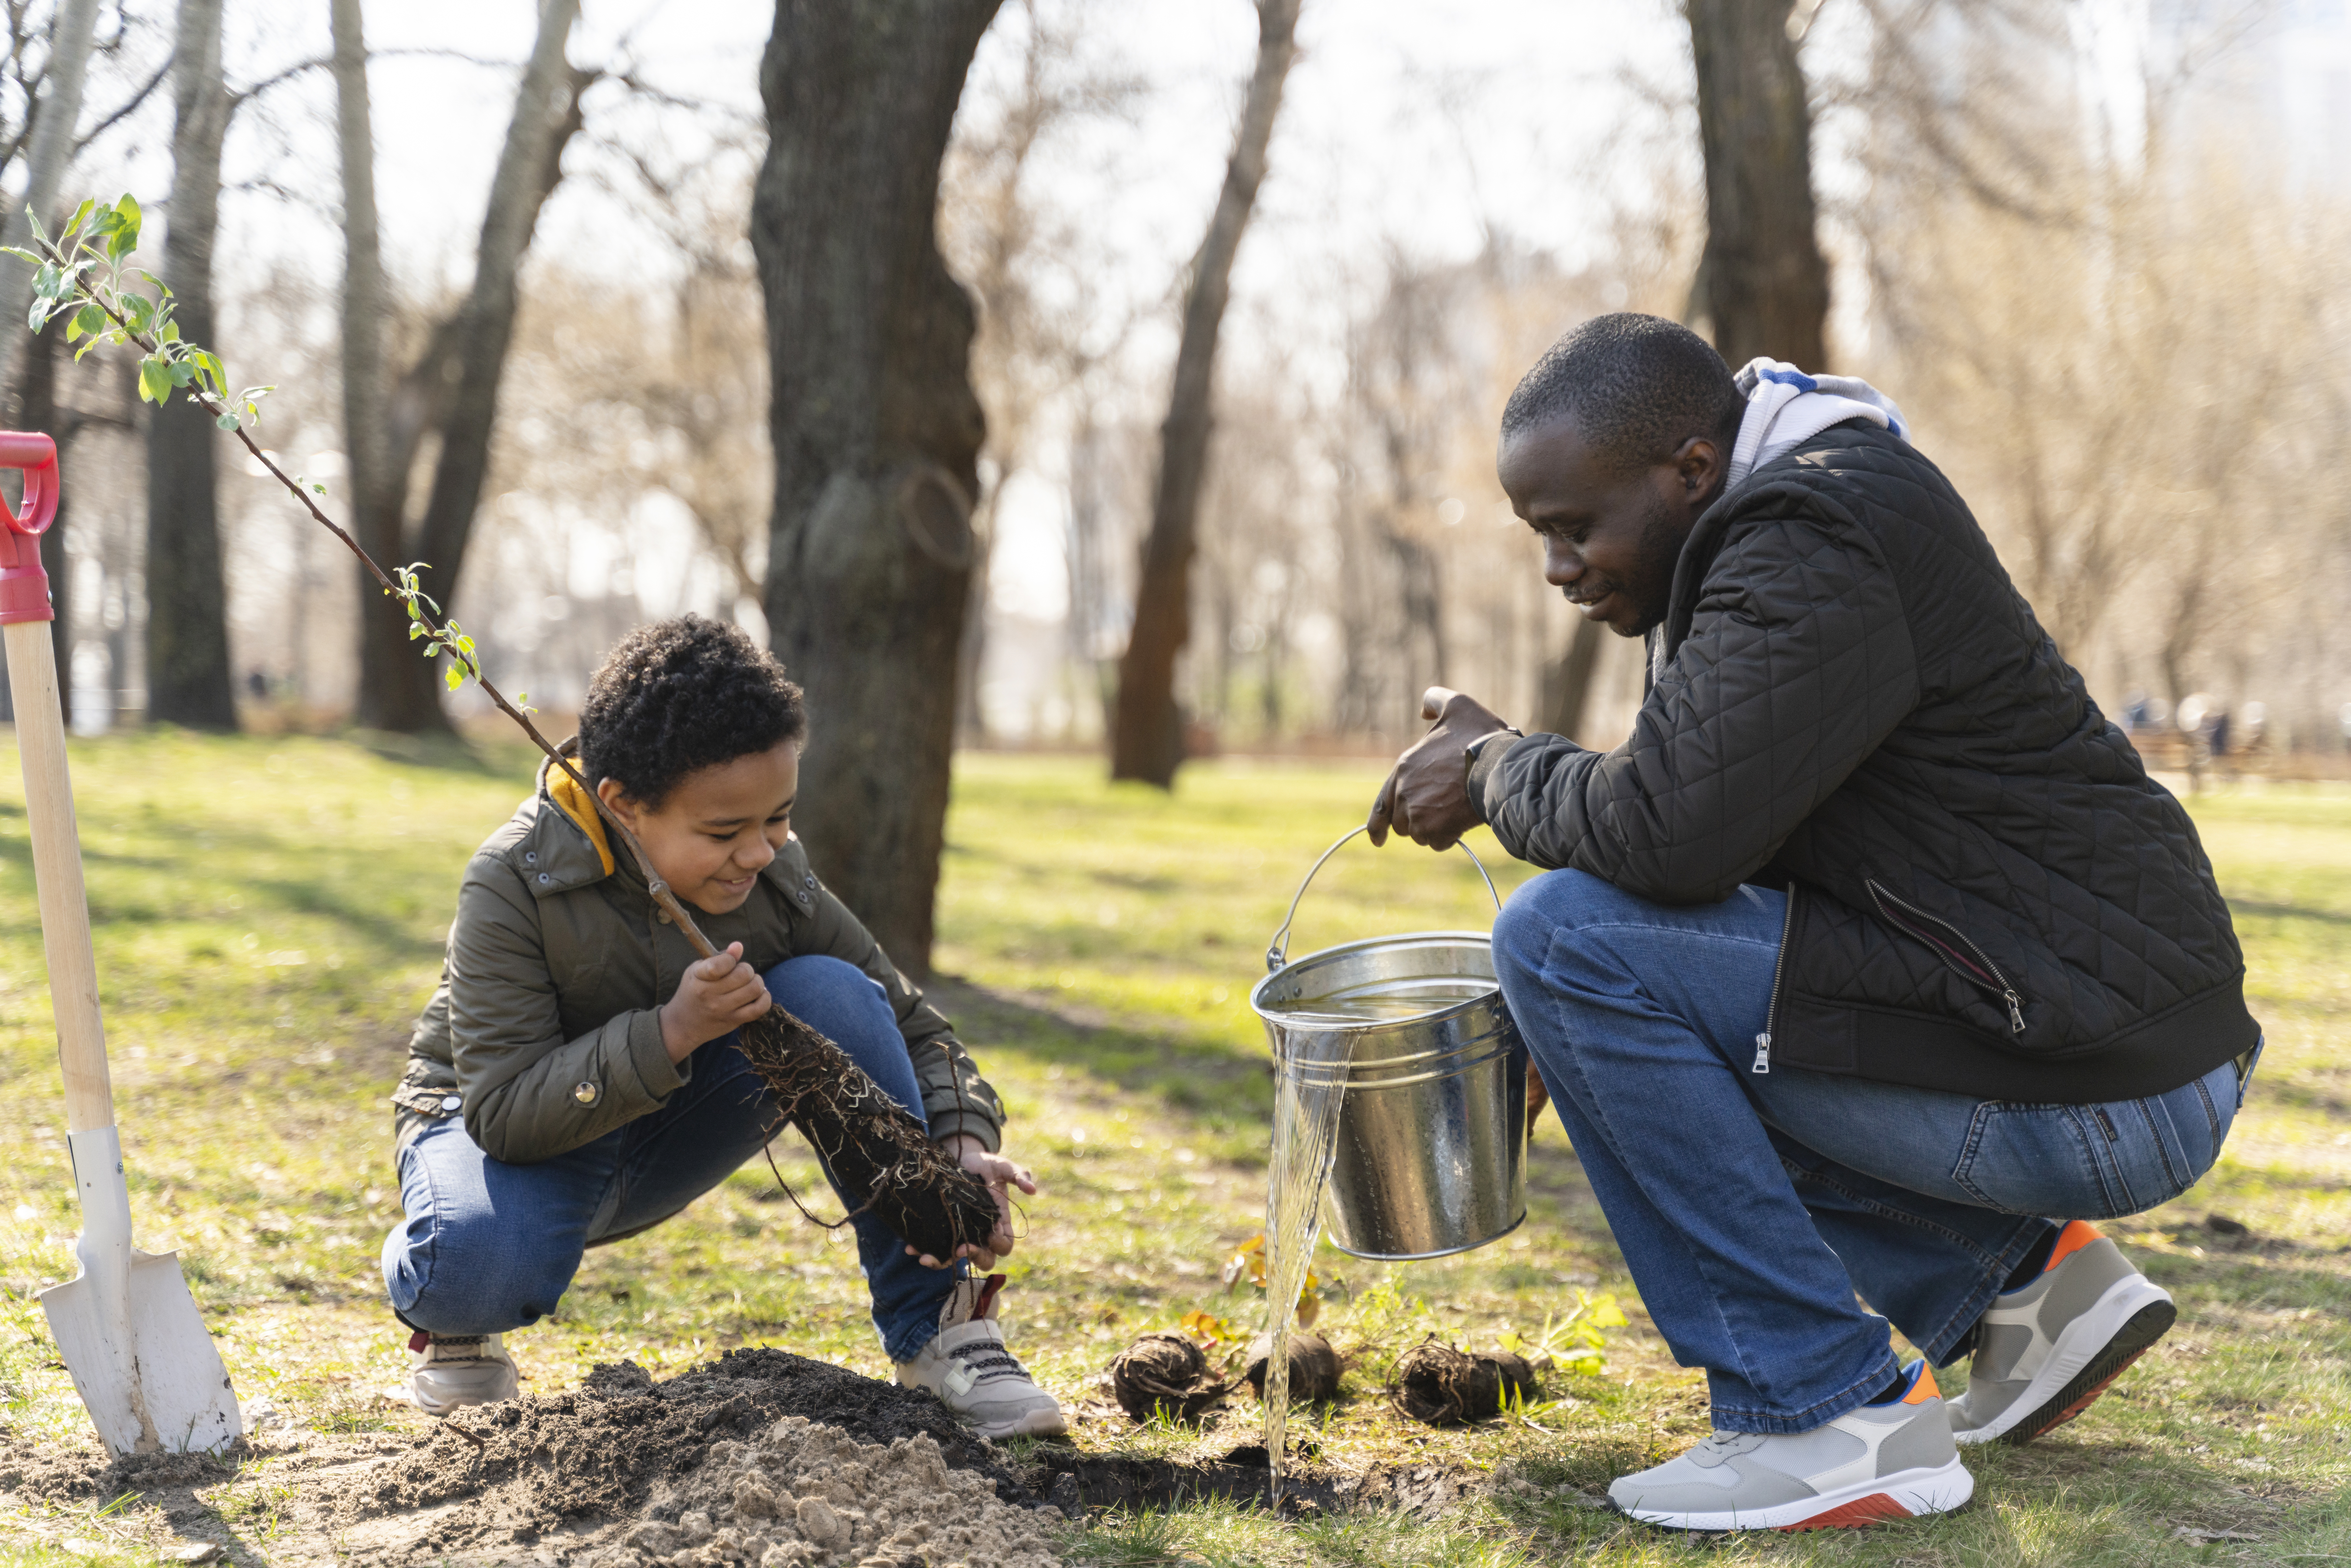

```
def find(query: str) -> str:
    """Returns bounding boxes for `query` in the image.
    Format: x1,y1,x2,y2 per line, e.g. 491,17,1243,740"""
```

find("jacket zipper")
1754,885,1799,1073
1866,878,2027,1034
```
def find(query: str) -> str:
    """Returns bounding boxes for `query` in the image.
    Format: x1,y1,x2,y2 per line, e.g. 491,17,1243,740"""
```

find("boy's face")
598,742,800,915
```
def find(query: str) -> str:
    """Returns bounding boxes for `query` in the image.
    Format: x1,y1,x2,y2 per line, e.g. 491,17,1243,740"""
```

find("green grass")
0,734,2345,1564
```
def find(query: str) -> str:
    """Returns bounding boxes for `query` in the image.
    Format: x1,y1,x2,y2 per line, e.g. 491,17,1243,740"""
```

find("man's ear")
1671,433,1726,507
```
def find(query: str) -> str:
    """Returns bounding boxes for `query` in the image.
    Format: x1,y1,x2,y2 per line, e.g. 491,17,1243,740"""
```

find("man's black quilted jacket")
1469,422,2256,1102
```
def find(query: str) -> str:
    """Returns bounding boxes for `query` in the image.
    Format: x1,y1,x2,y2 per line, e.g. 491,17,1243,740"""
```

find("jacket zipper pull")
2004,991,2025,1033
1752,1033,1772,1074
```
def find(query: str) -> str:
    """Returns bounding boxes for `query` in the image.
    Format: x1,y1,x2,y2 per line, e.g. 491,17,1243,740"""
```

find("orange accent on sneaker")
972,1271,1007,1320
2044,1220,2102,1273
1781,1492,1913,1531
1902,1362,1941,1404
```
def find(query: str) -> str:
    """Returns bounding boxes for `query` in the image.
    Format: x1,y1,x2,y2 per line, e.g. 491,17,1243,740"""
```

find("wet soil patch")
1018,1443,1472,1518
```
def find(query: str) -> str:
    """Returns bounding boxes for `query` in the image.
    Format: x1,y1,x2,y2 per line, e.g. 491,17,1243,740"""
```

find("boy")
380,617,1064,1438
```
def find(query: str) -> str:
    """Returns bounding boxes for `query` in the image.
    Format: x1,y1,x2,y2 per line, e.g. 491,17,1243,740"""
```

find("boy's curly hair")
578,616,806,807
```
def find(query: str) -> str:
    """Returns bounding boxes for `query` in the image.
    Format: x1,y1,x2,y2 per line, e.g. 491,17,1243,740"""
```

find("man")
1372,314,2258,1532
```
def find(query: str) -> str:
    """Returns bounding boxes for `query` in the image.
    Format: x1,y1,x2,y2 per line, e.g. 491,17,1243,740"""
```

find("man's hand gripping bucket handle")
1265,824,1503,973
0,430,62,626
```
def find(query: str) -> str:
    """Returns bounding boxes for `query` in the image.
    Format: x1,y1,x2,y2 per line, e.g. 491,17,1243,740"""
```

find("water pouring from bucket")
1247,825,1526,1502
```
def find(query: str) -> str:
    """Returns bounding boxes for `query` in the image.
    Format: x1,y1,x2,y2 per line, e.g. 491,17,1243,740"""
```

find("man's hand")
906,1134,1036,1271
659,941,772,1063
1368,686,1514,850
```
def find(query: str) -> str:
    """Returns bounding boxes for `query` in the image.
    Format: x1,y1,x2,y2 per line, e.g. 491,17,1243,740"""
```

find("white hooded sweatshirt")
1724,357,1909,490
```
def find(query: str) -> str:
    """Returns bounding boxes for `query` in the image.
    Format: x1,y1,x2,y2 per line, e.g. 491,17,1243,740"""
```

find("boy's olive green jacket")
392,750,1004,1163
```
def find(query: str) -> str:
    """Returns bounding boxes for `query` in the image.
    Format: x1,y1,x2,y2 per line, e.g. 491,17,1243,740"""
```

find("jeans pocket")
1953,1101,2125,1217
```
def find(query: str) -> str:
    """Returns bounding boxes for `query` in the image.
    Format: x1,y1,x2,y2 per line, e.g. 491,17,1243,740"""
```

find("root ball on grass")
1242,1331,1341,1405
1388,1339,1538,1425
1109,1334,1228,1423
737,1006,1000,1262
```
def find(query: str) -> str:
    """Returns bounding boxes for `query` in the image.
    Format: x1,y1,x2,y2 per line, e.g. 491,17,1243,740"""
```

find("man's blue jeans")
1494,870,2249,1435
382,955,962,1363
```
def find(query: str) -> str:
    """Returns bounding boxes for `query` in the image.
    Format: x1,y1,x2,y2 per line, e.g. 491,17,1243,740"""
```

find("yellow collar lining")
547,766,617,877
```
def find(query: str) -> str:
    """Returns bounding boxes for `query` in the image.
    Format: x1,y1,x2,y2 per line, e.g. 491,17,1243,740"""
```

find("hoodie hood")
1725,358,1909,491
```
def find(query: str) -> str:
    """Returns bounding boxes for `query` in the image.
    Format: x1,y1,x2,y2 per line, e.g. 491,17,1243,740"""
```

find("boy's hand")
907,1134,1036,1271
659,942,771,1063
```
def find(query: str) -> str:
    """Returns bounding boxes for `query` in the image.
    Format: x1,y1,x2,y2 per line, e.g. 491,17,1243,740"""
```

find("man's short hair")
1501,313,1745,476
579,615,806,807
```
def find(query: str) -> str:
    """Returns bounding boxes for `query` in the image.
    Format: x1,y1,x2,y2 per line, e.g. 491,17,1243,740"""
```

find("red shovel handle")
0,429,60,626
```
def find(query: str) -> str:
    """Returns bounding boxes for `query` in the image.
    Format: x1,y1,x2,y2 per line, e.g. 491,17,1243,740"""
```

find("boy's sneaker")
406,1330,518,1415
895,1274,1066,1439
1949,1220,2174,1446
1609,1361,1973,1532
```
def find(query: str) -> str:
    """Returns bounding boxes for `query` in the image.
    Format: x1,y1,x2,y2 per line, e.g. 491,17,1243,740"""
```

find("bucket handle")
1265,824,1503,973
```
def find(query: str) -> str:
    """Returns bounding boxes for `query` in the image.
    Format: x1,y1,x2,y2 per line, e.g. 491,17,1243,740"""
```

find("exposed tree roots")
1388,1339,1538,1425
736,1002,1000,1263
1109,1334,1230,1423
1242,1331,1341,1404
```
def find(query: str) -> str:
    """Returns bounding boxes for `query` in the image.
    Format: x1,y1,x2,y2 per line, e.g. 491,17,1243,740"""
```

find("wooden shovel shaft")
4,618,113,1133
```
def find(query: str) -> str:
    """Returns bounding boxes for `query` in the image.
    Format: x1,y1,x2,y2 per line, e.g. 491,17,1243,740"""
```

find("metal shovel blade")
39,1126,241,1455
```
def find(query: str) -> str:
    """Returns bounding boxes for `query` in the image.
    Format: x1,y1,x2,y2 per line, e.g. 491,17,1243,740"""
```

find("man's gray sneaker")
1949,1220,2174,1446
1610,1361,1973,1532
895,1273,1067,1439
406,1330,518,1416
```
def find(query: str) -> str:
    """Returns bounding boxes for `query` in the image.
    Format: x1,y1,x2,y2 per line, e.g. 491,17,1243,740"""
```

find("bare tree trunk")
1685,0,1829,370
755,0,1000,974
1110,0,1300,787
0,0,101,384
352,0,587,732
143,0,236,729
1541,614,1606,741
332,0,404,732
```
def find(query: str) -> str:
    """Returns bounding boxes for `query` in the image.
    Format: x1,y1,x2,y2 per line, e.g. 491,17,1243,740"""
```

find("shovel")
0,430,241,1456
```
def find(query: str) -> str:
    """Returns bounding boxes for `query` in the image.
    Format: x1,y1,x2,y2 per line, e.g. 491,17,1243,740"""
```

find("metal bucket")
1249,827,1526,1261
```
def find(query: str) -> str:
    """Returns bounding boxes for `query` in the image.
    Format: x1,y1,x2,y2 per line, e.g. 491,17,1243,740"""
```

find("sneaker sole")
1993,1298,2175,1446
968,1406,1069,1440
1952,1279,2176,1447
1616,1457,1975,1532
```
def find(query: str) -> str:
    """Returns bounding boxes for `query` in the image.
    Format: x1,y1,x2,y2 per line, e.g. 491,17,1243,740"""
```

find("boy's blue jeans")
382,955,962,1363
1494,870,2249,1436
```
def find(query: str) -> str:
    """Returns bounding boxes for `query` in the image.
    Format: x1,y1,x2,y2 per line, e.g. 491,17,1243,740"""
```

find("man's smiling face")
1498,414,1726,639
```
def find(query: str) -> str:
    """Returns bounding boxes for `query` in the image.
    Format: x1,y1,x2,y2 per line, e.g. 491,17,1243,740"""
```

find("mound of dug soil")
7,1347,1491,1564
580,1416,1057,1568
300,1348,1049,1563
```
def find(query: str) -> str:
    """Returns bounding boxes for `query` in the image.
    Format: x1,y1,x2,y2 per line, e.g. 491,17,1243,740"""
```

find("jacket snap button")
803,873,817,889
440,1094,462,1112
797,891,811,907
537,873,551,885
525,851,537,864
572,1081,600,1105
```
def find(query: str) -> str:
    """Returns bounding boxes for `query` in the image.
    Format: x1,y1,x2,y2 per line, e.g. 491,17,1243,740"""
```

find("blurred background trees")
2,0,2347,960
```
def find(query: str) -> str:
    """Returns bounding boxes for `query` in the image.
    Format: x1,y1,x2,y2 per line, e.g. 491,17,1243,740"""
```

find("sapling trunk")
16,207,1000,1263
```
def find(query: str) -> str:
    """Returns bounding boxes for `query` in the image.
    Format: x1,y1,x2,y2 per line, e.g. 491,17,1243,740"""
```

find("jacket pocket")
1866,878,2027,1035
